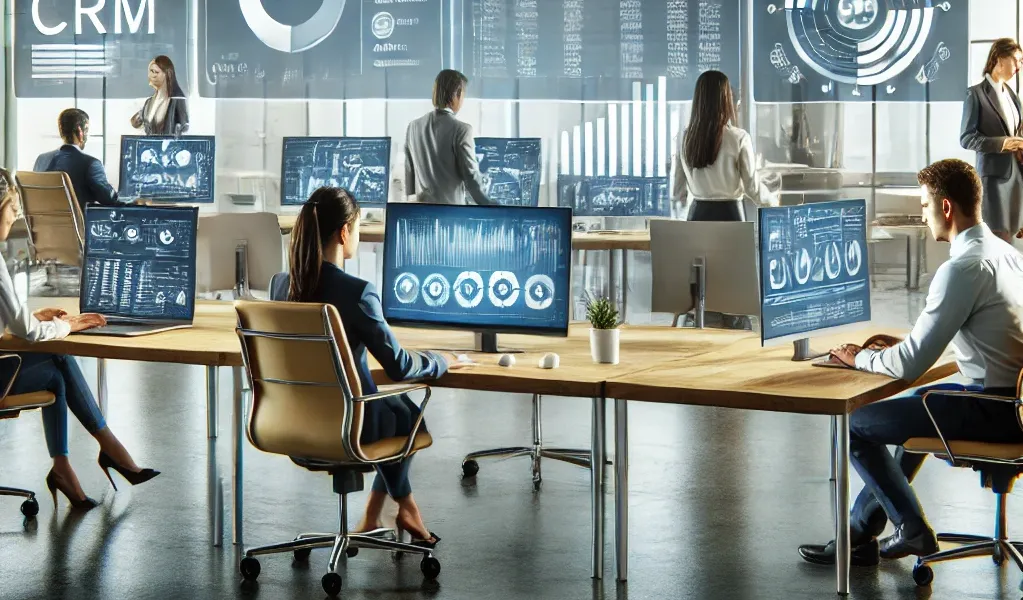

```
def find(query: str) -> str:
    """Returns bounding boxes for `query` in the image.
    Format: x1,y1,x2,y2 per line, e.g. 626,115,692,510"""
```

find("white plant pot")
590,328,620,364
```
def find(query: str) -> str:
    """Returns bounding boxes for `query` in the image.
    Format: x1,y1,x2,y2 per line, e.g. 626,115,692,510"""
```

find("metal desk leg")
232,366,245,545
829,415,837,482
608,249,619,308
206,366,219,439
206,365,223,547
835,413,851,596
621,250,629,322
591,396,606,579
96,358,108,415
615,398,629,581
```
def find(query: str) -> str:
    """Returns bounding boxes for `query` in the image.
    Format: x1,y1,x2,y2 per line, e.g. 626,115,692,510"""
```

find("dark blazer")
131,96,189,136
270,263,448,445
960,79,1022,180
36,145,119,209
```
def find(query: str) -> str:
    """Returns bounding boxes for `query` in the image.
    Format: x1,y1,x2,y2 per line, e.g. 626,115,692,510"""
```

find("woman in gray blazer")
130,55,189,136
960,38,1023,241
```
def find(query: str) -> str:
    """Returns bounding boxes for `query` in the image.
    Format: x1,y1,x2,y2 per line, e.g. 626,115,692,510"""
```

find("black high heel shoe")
97,452,160,491
45,470,99,511
396,515,441,549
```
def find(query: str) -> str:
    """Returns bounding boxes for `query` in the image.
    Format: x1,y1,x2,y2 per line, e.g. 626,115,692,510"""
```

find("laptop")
77,205,199,337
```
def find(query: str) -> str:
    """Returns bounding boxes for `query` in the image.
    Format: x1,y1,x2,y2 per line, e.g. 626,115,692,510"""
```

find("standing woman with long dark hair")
960,38,1023,242
130,55,189,136
270,187,461,546
673,70,774,221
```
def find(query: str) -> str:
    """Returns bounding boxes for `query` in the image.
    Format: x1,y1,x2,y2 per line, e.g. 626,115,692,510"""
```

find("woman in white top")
0,170,158,510
130,55,189,136
673,70,773,221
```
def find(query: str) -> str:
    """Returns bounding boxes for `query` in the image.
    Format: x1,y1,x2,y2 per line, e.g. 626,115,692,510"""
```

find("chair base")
914,533,1023,589
460,394,595,491
1,486,40,518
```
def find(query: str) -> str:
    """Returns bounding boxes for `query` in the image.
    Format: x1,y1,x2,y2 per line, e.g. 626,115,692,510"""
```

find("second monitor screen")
281,137,390,207
381,203,572,335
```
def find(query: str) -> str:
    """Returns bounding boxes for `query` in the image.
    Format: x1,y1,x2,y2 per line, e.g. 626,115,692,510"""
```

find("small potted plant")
586,297,620,364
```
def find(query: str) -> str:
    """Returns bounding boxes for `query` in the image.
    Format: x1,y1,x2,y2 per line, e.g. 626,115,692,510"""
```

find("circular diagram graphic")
159,229,175,245
453,272,484,309
785,0,937,86
125,226,140,242
238,0,347,54
524,275,555,310
825,241,842,279
845,240,863,276
371,12,395,39
394,272,420,304
422,274,450,308
769,258,788,290
488,272,521,308
794,248,812,285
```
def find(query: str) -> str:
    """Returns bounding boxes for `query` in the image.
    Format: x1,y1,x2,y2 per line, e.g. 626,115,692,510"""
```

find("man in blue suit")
34,108,122,209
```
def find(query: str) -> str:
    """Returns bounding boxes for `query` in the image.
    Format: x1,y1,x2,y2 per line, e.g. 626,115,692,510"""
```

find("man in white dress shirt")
799,158,1023,566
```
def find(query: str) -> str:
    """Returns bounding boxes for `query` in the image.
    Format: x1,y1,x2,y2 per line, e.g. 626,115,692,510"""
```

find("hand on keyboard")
67,313,107,333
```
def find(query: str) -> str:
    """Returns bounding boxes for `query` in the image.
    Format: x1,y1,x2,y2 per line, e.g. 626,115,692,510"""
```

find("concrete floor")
0,254,1019,599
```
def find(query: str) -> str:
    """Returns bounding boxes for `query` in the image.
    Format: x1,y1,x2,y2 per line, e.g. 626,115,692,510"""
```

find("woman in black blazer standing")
130,55,189,136
960,38,1023,241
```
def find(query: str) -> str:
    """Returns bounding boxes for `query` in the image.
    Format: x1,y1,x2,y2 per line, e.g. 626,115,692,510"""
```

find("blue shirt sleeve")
353,282,449,382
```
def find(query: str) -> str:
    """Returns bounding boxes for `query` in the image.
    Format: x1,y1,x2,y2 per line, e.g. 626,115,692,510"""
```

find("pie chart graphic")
394,272,420,304
422,274,450,308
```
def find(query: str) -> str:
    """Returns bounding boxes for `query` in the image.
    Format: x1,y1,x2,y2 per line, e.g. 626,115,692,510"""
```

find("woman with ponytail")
271,187,452,547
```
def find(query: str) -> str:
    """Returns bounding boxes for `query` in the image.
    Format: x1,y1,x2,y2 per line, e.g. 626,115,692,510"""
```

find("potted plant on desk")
586,297,620,365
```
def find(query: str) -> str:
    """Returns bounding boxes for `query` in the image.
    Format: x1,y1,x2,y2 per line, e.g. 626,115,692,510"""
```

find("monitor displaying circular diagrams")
754,0,967,103
381,203,572,336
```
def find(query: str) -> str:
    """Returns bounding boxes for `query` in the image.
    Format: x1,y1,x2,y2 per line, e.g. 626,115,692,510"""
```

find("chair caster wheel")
20,498,38,518
321,572,343,596
461,459,479,478
240,557,261,581
420,556,441,580
912,563,933,587
346,547,359,558
294,548,311,561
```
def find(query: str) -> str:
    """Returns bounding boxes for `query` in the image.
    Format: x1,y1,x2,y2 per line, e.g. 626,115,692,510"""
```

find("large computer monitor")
381,202,572,352
118,135,216,203
80,205,199,324
758,199,871,360
281,137,390,207
650,220,760,324
474,137,542,206
557,175,670,217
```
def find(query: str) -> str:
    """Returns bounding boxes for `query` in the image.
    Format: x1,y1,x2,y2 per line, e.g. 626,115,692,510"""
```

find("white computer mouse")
538,353,560,369
498,354,516,367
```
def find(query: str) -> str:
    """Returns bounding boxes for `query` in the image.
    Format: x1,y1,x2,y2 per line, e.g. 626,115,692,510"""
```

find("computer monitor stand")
691,257,706,329
362,209,383,223
791,338,828,362
473,332,522,354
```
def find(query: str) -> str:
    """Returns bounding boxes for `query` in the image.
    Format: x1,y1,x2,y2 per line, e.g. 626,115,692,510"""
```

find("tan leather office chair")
0,354,57,518
13,171,85,296
234,300,439,597
902,373,1023,588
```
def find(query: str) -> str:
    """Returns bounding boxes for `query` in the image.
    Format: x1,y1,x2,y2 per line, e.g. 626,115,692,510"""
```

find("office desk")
0,299,245,548
605,328,958,595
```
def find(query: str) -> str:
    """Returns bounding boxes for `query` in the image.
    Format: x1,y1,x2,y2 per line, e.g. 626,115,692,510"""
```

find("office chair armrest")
920,390,1022,464
0,354,23,404
347,385,433,464
354,383,429,404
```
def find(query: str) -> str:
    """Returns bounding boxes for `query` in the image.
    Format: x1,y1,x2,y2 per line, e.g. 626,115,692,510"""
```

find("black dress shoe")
879,525,939,559
798,539,880,566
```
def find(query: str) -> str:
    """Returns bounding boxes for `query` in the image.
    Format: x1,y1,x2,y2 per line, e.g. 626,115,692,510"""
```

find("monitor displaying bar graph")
381,203,572,336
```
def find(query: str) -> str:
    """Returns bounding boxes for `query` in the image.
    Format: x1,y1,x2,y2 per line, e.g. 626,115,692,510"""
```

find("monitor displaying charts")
381,203,572,336
281,137,390,207
759,199,870,343
557,175,670,217
118,136,216,203
80,205,199,320
474,138,542,206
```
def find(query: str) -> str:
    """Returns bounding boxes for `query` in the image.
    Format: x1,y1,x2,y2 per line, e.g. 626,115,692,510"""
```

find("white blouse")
0,254,70,341
672,124,775,206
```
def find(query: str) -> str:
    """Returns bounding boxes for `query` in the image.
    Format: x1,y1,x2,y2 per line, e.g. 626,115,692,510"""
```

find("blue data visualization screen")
557,175,670,217
759,199,870,343
474,138,542,206
381,203,572,336
118,136,216,203
81,206,199,321
281,137,390,207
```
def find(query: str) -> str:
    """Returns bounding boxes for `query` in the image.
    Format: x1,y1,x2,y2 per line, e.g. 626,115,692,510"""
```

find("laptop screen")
80,205,199,322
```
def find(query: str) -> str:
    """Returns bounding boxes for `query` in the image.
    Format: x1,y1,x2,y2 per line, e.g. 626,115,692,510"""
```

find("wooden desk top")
0,298,243,367
277,215,650,251
605,326,959,415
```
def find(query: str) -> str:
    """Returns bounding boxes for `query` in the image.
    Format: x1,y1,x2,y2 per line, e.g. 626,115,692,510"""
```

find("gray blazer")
960,79,1021,180
404,109,490,205
131,96,189,136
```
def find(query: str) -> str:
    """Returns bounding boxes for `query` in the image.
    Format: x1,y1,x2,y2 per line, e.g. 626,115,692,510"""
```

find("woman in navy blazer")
271,187,453,547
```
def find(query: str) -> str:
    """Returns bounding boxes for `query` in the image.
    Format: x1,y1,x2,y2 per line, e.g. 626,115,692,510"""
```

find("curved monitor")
381,203,572,337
